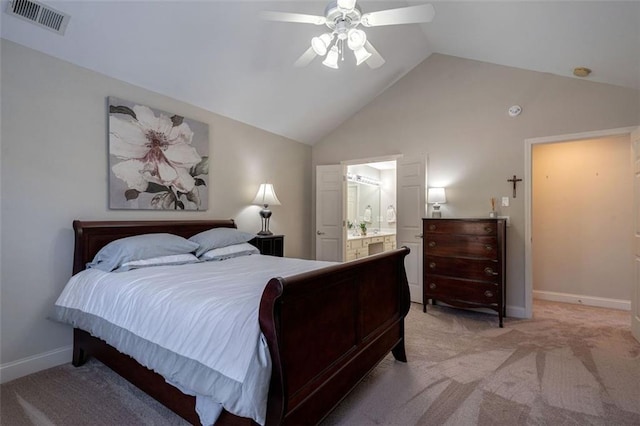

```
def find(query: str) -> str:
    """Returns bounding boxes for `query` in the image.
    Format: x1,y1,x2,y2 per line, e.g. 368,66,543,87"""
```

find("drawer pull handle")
429,225,436,231
429,283,437,290
484,290,494,298
484,226,493,233
429,262,436,269
484,267,498,276
428,241,436,248
485,245,493,251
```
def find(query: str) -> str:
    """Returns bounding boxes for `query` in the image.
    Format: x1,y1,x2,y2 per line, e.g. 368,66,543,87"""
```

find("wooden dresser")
423,218,506,327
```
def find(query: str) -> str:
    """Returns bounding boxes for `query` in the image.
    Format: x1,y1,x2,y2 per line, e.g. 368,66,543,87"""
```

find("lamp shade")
253,183,281,207
322,45,340,69
353,46,372,66
427,187,447,204
347,29,367,50
311,33,333,56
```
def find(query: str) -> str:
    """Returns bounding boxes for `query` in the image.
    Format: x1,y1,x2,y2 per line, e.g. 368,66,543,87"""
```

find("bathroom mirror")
347,181,381,233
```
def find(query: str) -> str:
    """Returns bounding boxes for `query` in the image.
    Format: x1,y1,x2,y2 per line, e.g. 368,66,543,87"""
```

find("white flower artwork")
108,97,209,210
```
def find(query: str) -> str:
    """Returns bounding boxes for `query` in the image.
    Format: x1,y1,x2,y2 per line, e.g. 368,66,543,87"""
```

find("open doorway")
316,154,425,302
345,160,397,261
525,127,637,318
532,135,633,309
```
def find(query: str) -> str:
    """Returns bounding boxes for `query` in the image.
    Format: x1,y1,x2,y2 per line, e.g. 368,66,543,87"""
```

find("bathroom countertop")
347,231,396,240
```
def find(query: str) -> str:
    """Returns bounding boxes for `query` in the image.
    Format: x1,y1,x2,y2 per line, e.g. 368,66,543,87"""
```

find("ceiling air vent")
6,0,70,35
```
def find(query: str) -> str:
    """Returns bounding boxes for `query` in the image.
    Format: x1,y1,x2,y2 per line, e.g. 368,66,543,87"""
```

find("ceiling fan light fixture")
311,33,333,56
354,46,371,66
347,28,367,50
322,45,340,69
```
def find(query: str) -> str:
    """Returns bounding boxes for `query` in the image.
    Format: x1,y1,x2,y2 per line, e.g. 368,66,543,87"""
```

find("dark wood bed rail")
70,220,411,425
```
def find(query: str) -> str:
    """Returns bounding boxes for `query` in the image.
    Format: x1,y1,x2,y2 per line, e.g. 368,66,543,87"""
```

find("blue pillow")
87,233,199,272
189,227,255,257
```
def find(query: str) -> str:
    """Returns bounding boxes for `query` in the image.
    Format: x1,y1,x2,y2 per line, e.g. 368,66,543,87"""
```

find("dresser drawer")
424,220,497,236
425,255,502,281
424,276,500,305
425,234,498,258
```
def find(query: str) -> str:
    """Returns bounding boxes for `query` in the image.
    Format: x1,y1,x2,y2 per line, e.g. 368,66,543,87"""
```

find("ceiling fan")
261,0,435,70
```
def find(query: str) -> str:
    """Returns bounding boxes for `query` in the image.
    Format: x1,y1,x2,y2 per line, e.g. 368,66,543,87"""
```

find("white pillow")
116,253,200,272
200,242,260,261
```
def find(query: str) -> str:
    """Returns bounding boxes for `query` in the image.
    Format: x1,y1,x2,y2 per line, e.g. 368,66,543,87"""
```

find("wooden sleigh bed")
69,219,411,425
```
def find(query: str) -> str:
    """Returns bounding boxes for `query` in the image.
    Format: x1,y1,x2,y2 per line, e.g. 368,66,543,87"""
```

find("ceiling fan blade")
294,47,318,67
364,41,385,69
361,4,435,27
260,11,326,25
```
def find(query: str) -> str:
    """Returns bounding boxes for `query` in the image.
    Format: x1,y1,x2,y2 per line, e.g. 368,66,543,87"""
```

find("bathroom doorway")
316,154,425,301
344,159,397,261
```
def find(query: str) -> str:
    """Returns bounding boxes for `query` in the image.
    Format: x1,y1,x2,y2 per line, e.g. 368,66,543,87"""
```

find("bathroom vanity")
346,232,397,261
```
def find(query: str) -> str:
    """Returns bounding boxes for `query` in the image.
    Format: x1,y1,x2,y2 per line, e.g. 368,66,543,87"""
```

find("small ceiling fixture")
262,0,435,70
508,105,522,117
573,67,592,78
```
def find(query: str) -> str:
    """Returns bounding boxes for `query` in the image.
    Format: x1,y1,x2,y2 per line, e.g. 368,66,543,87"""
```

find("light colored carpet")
2,300,639,425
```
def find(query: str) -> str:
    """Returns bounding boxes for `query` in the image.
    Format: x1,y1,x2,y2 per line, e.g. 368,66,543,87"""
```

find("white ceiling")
2,1,639,145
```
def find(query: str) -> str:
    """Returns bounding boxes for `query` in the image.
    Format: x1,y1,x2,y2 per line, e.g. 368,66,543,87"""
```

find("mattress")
52,254,335,425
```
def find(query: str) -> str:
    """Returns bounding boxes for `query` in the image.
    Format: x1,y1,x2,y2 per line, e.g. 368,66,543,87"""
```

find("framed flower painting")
108,97,209,210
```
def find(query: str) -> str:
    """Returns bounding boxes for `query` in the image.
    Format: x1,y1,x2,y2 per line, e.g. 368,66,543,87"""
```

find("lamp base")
259,206,273,235
432,204,442,218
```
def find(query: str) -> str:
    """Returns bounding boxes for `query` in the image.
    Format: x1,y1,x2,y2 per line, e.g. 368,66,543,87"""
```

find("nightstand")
250,235,284,257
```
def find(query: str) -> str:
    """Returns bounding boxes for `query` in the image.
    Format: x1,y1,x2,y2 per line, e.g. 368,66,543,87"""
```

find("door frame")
524,126,637,319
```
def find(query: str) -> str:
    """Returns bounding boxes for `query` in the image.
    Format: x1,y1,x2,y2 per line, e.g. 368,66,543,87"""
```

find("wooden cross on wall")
508,175,523,198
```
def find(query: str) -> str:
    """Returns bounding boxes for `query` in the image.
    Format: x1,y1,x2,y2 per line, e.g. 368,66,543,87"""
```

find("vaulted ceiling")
2,1,639,145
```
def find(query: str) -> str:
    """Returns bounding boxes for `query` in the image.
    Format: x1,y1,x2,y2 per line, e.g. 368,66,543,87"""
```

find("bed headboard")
72,219,237,275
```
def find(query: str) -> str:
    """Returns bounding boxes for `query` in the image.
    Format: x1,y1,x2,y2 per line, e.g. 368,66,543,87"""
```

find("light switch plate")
501,196,509,207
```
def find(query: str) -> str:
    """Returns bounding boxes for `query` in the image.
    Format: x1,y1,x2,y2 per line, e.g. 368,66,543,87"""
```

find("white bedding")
53,254,335,425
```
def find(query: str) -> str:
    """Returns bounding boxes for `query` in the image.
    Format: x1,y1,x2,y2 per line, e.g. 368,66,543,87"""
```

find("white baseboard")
533,290,630,311
506,305,527,319
0,345,72,384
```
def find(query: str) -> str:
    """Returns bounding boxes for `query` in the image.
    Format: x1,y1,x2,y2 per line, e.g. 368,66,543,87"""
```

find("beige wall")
532,136,633,302
313,53,640,315
0,40,311,369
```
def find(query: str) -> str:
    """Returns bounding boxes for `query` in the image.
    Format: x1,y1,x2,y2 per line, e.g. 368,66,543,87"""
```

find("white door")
316,165,344,262
632,127,640,342
397,156,426,303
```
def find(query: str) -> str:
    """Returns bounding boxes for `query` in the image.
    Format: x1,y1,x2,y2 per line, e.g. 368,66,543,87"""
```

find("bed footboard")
259,247,411,425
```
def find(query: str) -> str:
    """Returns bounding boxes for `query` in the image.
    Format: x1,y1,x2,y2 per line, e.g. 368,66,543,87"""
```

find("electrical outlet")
501,196,509,207
498,216,510,227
